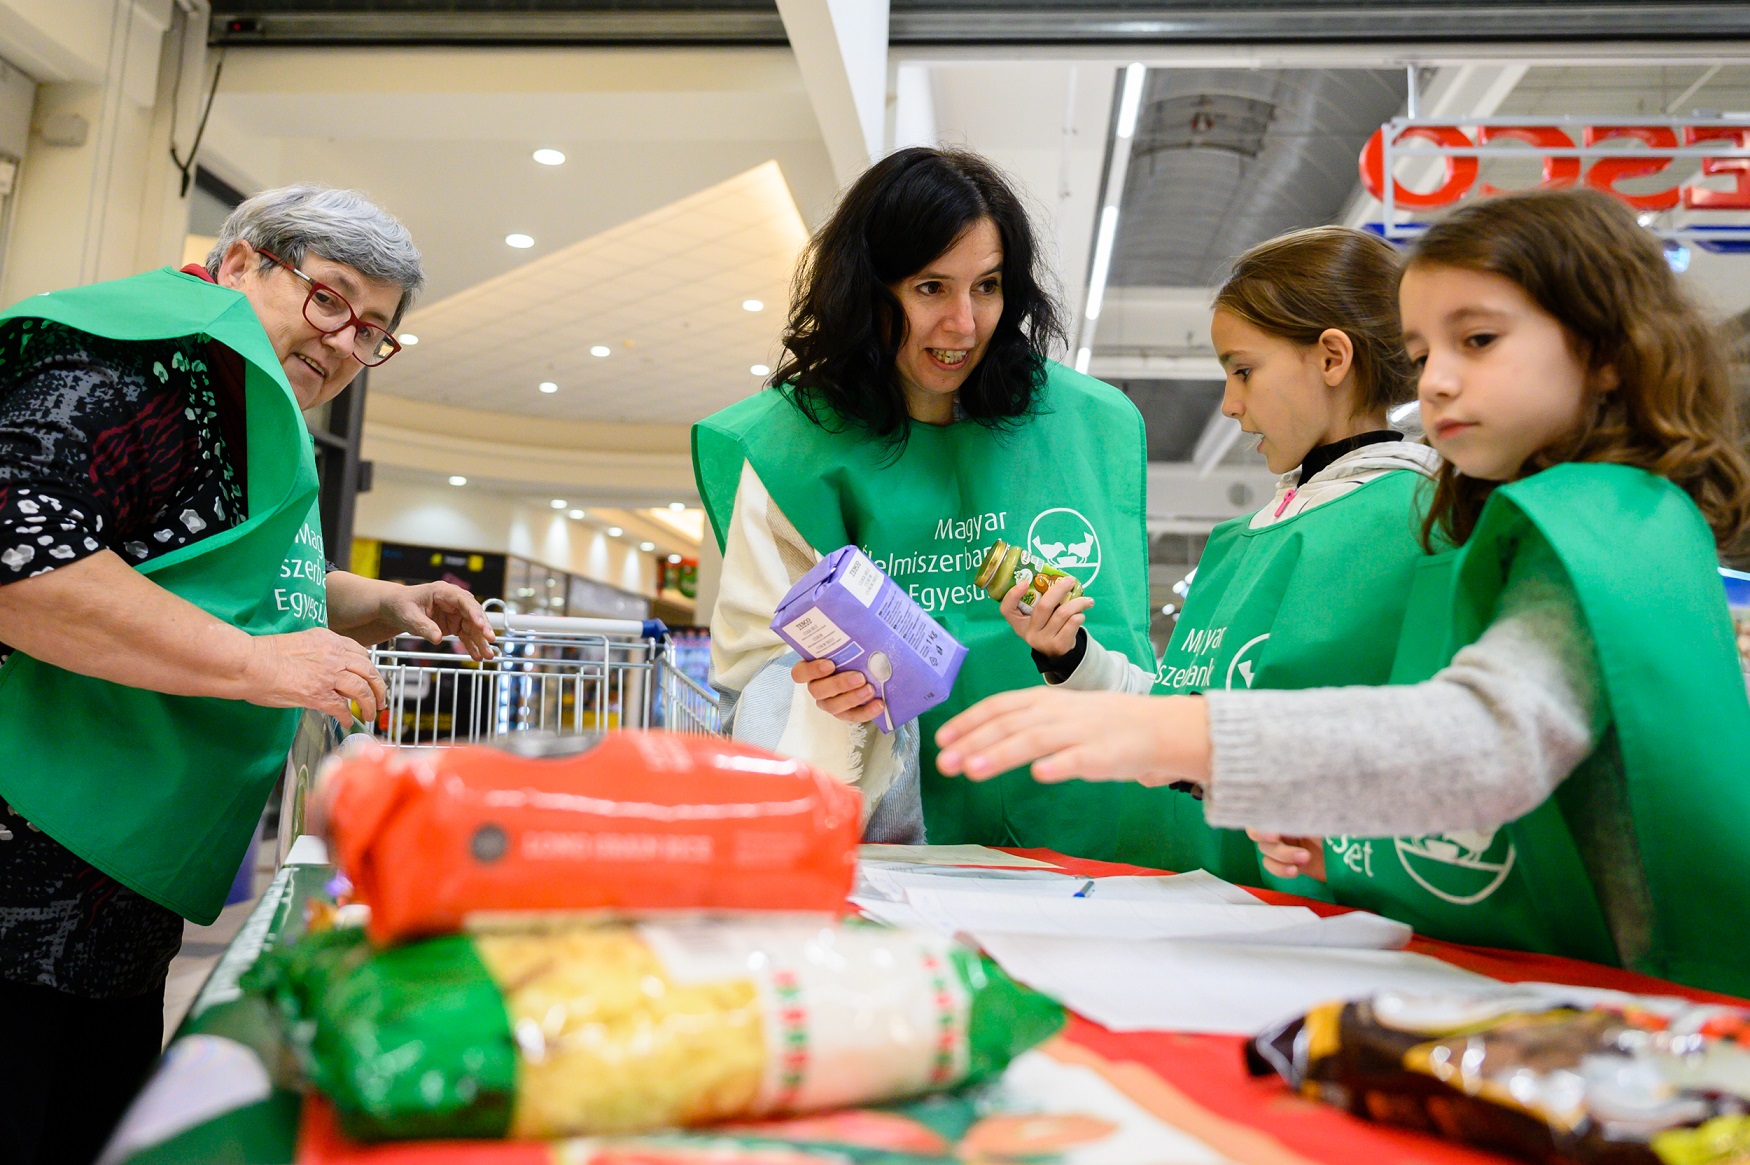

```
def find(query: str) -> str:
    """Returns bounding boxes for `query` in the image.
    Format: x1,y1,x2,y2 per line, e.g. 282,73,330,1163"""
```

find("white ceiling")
201,47,839,306
369,159,807,424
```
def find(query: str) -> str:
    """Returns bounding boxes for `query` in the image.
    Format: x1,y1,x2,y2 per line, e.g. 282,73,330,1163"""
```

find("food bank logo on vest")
1026,508,1101,588
1395,829,1516,905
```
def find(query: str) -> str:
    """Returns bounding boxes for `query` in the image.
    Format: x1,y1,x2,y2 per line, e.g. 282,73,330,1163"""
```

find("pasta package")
321,733,861,944
1247,985,1750,1165
258,919,1065,1142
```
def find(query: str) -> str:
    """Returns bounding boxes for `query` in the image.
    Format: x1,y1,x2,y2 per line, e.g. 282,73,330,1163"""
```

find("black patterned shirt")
0,320,248,998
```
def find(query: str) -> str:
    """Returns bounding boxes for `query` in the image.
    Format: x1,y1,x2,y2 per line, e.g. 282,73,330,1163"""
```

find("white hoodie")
1059,439,1442,694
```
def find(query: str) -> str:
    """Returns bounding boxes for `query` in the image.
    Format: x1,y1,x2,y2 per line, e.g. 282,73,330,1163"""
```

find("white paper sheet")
977,933,1492,1034
855,862,1076,904
857,843,1062,868
908,887,1324,941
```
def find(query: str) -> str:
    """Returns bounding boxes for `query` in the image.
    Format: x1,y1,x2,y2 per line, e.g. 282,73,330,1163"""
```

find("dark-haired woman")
694,147,1160,858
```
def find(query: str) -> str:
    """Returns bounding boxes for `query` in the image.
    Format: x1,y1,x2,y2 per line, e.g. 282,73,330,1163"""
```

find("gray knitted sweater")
1061,441,1605,837
1202,534,1601,836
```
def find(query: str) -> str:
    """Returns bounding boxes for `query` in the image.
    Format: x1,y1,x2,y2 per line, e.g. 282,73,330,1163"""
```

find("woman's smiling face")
219,241,402,410
889,217,1004,423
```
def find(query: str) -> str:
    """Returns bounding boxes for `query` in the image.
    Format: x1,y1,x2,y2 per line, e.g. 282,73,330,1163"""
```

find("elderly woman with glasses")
0,184,492,1164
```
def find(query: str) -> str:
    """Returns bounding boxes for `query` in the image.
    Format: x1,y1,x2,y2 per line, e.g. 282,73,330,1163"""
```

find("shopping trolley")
274,600,721,865
370,600,720,745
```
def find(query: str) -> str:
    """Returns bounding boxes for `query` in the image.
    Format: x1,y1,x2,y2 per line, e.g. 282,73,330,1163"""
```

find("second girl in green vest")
1008,226,1437,889
939,188,1750,998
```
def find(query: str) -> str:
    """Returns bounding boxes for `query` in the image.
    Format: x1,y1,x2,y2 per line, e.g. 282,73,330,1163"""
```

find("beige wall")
0,0,202,304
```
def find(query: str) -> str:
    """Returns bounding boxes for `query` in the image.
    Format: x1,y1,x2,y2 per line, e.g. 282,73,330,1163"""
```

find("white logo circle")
1395,830,1517,905
1025,508,1102,588
1225,633,1270,689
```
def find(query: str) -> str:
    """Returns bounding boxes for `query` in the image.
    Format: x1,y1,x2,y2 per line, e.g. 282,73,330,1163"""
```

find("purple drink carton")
770,546,968,734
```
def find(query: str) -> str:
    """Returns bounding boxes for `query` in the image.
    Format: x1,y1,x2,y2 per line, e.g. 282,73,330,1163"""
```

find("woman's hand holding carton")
792,657,886,724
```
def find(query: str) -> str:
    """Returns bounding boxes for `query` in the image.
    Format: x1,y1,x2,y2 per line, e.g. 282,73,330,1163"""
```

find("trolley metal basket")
369,600,720,745
273,601,720,866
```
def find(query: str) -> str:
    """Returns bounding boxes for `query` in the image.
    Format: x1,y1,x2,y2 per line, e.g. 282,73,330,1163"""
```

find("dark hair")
772,147,1066,445
1214,226,1415,415
1408,188,1750,552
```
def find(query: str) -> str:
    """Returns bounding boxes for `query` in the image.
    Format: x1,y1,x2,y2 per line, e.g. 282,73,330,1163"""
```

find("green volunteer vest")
1153,470,1433,888
0,267,327,924
694,362,1170,864
1322,463,1750,997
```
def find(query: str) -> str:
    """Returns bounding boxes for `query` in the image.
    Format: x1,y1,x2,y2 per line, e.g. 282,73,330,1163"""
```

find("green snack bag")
271,919,1064,1142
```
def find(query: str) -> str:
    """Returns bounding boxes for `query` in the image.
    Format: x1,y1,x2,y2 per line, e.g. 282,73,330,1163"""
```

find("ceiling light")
750,364,770,376
550,499,566,509
667,501,687,511
1115,62,1147,139
590,345,610,358
448,475,467,486
398,333,419,346
1074,347,1092,374
505,233,534,249
1084,205,1120,321
667,553,683,564
639,541,655,552
567,508,585,520
539,381,558,393
742,299,764,312
532,148,566,166
607,526,623,537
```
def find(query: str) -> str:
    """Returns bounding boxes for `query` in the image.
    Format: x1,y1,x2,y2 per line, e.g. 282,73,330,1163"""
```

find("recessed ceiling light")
532,148,566,166
538,381,558,393
639,541,655,552
550,499,566,509
567,508,585,520
607,526,623,537
448,475,467,486
506,233,534,249
742,299,764,312
667,553,683,564
398,333,419,346
589,345,610,358
667,501,687,511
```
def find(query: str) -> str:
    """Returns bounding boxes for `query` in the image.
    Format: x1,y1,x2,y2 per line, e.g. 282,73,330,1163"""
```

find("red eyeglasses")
257,247,402,367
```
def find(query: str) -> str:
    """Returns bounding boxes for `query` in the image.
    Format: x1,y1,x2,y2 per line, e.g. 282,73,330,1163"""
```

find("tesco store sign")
1360,119,1750,212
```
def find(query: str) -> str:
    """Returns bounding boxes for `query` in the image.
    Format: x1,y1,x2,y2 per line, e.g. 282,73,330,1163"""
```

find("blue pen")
1073,879,1095,898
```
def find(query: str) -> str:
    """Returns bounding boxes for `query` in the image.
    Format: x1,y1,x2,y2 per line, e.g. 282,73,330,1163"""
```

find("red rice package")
321,732,860,944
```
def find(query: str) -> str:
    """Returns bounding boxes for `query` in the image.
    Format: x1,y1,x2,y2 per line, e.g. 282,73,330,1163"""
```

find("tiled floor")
161,870,265,1043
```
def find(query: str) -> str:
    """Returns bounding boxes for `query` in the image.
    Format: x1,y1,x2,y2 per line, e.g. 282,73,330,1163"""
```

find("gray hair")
205,184,426,328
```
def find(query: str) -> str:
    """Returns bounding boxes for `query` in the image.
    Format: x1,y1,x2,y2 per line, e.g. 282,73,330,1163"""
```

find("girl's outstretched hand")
935,688,1212,787
1249,830,1328,881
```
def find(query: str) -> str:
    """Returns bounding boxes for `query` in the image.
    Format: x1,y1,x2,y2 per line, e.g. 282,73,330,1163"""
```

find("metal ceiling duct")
1109,67,1406,288
208,3,1750,46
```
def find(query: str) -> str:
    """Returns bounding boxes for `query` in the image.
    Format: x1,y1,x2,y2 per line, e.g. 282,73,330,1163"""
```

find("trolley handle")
482,598,669,641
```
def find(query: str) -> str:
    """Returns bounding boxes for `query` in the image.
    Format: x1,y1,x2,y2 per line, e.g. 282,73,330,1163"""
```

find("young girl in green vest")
1008,226,1437,889
938,187,1750,997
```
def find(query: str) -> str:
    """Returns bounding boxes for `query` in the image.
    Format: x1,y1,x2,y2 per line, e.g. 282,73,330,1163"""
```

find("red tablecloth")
301,849,1745,1165
1018,848,1746,1165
